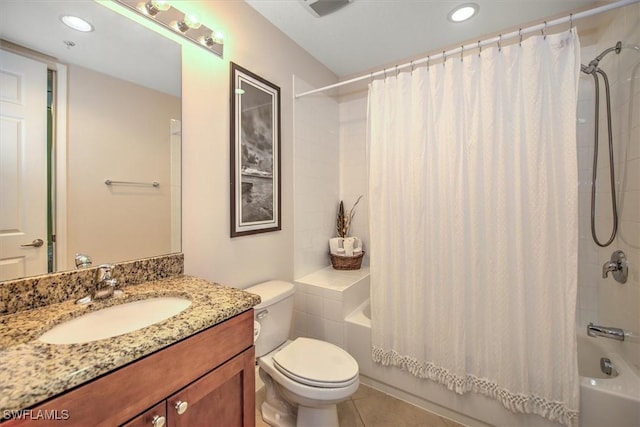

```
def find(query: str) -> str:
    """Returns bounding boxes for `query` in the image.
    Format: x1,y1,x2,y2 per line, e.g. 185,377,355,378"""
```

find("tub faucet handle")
602,250,628,284
602,260,618,278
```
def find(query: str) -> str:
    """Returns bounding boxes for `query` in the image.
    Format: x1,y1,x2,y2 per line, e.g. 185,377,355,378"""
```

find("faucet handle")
95,263,114,281
602,250,628,284
602,261,617,278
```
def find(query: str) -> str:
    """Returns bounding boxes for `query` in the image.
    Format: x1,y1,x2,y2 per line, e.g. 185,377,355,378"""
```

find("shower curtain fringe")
372,347,579,427
294,0,638,98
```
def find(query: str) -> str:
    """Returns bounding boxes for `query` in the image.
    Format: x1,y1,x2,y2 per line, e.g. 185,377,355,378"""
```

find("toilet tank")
246,280,295,357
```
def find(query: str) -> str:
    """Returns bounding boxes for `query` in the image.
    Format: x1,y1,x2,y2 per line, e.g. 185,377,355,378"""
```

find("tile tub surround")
0,275,261,413
0,253,184,315
293,266,369,349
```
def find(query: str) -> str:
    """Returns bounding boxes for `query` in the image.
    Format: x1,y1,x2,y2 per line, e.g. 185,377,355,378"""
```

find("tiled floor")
255,383,464,427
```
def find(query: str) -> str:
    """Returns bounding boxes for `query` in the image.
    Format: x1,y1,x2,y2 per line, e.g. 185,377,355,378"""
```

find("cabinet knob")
174,400,188,415
151,415,166,427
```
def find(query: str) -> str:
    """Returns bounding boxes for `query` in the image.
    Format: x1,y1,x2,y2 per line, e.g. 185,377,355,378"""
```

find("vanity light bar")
113,0,223,57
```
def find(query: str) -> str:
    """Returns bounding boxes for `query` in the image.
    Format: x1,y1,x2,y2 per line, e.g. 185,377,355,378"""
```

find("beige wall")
67,64,180,266
176,2,338,288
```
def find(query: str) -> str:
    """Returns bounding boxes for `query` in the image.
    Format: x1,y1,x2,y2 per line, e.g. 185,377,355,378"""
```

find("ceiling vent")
300,0,352,17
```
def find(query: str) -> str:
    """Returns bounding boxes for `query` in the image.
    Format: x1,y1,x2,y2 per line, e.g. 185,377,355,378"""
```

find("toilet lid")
273,337,358,388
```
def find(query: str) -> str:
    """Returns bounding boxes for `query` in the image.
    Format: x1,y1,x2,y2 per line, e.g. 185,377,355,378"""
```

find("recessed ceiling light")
448,3,479,23
60,15,94,32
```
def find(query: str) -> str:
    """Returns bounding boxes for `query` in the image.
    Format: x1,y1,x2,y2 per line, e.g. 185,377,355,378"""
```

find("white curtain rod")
295,0,639,98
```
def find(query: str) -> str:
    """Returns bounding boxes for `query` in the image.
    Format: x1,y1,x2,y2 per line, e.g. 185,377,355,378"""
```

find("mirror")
0,1,181,281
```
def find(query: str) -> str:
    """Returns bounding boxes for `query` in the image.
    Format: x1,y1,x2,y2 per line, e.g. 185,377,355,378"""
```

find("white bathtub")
577,333,640,427
346,300,640,427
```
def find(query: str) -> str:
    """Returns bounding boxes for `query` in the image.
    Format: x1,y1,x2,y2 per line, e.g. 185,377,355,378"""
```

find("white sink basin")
39,297,192,345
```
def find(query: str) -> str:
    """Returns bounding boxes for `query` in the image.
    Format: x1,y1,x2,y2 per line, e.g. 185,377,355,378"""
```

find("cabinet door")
167,347,255,427
121,402,166,427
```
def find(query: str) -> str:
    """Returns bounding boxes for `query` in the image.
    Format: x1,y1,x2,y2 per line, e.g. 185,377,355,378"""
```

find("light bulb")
151,1,170,11
183,14,201,30
201,31,224,47
143,1,170,16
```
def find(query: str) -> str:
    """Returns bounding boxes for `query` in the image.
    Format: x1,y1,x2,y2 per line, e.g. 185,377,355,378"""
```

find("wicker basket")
329,251,365,270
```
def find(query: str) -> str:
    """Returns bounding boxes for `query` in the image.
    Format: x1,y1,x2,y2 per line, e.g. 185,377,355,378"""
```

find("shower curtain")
368,30,580,426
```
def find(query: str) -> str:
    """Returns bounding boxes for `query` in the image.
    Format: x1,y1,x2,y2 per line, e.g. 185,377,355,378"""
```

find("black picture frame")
230,63,281,237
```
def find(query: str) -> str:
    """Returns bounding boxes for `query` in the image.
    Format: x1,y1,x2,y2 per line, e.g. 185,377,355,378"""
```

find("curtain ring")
410,60,415,73
498,34,502,52
443,50,446,66
478,40,481,57
370,72,374,83
570,13,573,30
395,64,399,78
460,45,464,62
519,28,523,47
545,21,548,39
427,55,430,71
383,68,387,80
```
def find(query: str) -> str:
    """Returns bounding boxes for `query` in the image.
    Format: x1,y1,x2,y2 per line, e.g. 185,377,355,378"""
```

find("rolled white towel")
343,237,355,256
329,237,344,255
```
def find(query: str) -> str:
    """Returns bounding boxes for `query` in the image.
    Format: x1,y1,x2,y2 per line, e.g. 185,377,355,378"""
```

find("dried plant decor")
336,196,362,238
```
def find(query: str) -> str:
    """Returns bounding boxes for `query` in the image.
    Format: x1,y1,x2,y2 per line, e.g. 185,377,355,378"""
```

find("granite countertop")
0,275,261,413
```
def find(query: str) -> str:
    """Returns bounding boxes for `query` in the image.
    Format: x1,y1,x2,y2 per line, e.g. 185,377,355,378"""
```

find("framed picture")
230,63,281,237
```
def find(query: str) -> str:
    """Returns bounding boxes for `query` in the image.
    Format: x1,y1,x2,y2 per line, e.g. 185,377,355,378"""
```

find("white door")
0,49,48,281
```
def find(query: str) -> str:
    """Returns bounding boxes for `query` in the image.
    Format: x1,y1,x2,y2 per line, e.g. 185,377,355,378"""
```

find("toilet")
247,280,359,427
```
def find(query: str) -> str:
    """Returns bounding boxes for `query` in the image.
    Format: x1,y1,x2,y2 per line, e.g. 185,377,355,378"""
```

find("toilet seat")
258,350,359,403
273,338,359,388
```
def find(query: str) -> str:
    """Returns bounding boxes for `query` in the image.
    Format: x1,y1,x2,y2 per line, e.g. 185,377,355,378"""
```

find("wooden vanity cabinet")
8,310,255,427
166,346,254,427
122,347,254,427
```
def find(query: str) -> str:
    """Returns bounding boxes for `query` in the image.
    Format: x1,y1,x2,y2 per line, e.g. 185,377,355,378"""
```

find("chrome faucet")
92,264,118,300
75,263,119,304
587,322,625,341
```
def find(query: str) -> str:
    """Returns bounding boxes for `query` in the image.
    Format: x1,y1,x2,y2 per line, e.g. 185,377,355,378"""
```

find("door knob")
21,239,44,248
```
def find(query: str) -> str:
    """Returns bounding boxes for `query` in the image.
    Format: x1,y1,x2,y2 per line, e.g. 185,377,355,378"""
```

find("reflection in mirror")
0,1,181,282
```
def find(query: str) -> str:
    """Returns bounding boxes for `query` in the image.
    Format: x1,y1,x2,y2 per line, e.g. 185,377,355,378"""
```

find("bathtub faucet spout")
588,322,625,341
